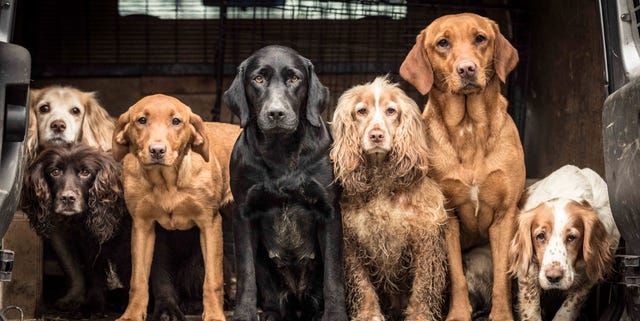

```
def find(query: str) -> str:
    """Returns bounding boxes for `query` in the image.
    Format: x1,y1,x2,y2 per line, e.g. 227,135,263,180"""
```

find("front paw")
321,308,348,321
54,293,84,311
445,310,472,321
352,311,384,321
232,307,258,321
488,309,513,321
151,301,186,321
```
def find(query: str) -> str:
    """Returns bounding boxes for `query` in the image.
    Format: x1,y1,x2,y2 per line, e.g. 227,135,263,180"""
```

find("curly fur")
26,86,115,163
331,77,448,321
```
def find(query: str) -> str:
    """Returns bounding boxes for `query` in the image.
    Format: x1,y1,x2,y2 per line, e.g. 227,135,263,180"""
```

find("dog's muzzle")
258,104,298,134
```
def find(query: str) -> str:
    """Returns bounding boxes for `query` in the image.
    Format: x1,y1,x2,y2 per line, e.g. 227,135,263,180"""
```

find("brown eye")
437,39,450,48
50,168,62,177
71,107,81,115
356,107,368,116
385,108,397,116
79,169,91,178
137,117,147,125
39,104,50,113
535,232,546,242
475,34,486,44
566,235,576,243
172,118,181,126
254,76,264,84
289,75,300,84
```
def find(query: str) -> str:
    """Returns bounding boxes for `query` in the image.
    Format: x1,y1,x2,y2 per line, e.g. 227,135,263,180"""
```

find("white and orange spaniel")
510,165,620,321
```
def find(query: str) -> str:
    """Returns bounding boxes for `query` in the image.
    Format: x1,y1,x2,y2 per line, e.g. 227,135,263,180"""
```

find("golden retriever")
112,94,241,321
400,13,523,321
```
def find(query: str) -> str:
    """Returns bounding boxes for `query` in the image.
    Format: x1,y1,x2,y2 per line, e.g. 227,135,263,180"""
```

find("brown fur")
400,13,524,321
27,86,114,163
112,94,241,321
331,77,448,321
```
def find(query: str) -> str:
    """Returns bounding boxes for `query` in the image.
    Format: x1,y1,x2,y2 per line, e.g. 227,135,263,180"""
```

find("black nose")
268,110,286,121
50,120,66,133
545,270,564,284
457,61,477,78
60,192,76,205
149,143,166,159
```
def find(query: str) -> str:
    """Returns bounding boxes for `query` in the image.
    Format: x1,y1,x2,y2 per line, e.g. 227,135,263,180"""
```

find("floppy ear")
223,64,250,127
81,92,115,152
491,21,519,83
21,155,54,237
112,110,130,162
400,31,434,95
509,210,536,276
86,152,125,244
189,112,210,162
26,95,40,164
305,60,329,127
582,210,614,281
390,91,430,185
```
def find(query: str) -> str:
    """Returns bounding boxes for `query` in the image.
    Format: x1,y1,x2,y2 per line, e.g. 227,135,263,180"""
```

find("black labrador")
223,45,347,321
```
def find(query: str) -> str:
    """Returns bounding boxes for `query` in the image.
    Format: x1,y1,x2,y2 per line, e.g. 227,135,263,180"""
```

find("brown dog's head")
400,13,519,95
112,94,209,166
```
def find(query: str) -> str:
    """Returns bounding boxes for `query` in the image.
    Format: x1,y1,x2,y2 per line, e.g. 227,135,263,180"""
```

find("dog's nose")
149,143,167,159
545,266,564,284
369,129,385,143
50,120,66,133
457,61,477,78
60,191,76,205
268,109,286,121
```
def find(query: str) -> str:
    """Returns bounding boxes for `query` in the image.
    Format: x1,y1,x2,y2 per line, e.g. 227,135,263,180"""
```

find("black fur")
224,45,347,321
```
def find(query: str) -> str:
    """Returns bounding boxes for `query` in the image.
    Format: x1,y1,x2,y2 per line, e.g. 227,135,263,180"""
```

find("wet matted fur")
330,77,448,321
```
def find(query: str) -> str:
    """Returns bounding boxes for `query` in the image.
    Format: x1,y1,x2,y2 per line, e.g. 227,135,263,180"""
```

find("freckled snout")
544,262,564,284
457,60,477,79
50,120,67,133
149,142,167,160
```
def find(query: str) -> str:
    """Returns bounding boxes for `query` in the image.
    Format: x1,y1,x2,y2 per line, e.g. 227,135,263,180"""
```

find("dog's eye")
475,34,487,44
172,118,182,126
437,39,450,48
70,107,81,115
137,117,147,125
254,75,264,84
356,107,368,116
385,108,397,116
566,235,576,243
50,168,62,177
39,104,50,113
535,232,546,242
289,75,300,84
79,169,92,178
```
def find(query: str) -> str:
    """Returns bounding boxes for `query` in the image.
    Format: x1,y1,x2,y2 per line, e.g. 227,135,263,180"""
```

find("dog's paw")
259,310,281,321
232,310,258,321
54,293,84,311
352,312,384,321
151,302,186,321
321,309,348,321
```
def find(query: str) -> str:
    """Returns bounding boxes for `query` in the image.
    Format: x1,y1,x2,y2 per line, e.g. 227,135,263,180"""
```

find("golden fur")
27,86,114,162
112,94,241,321
331,77,448,321
400,13,524,321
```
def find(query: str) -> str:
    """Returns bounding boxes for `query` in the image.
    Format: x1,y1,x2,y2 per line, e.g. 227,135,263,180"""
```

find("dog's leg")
344,237,384,321
318,216,348,321
50,230,86,310
516,268,542,321
150,227,185,321
552,280,593,321
444,215,472,321
488,207,516,321
233,208,259,321
199,212,226,321
117,218,156,321
406,228,448,321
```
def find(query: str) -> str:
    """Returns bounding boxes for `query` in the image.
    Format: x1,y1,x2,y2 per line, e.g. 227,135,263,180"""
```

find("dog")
400,13,523,321
112,94,241,321
330,76,448,321
223,45,347,321
510,165,620,321
21,144,130,314
27,86,114,162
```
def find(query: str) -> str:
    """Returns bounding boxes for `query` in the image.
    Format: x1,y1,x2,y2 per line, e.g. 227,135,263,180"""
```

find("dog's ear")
509,210,536,277
305,60,329,127
582,209,614,281
81,91,115,153
189,112,210,162
224,64,250,127
21,153,53,237
491,21,519,83
112,110,131,162
87,151,124,244
400,31,433,95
